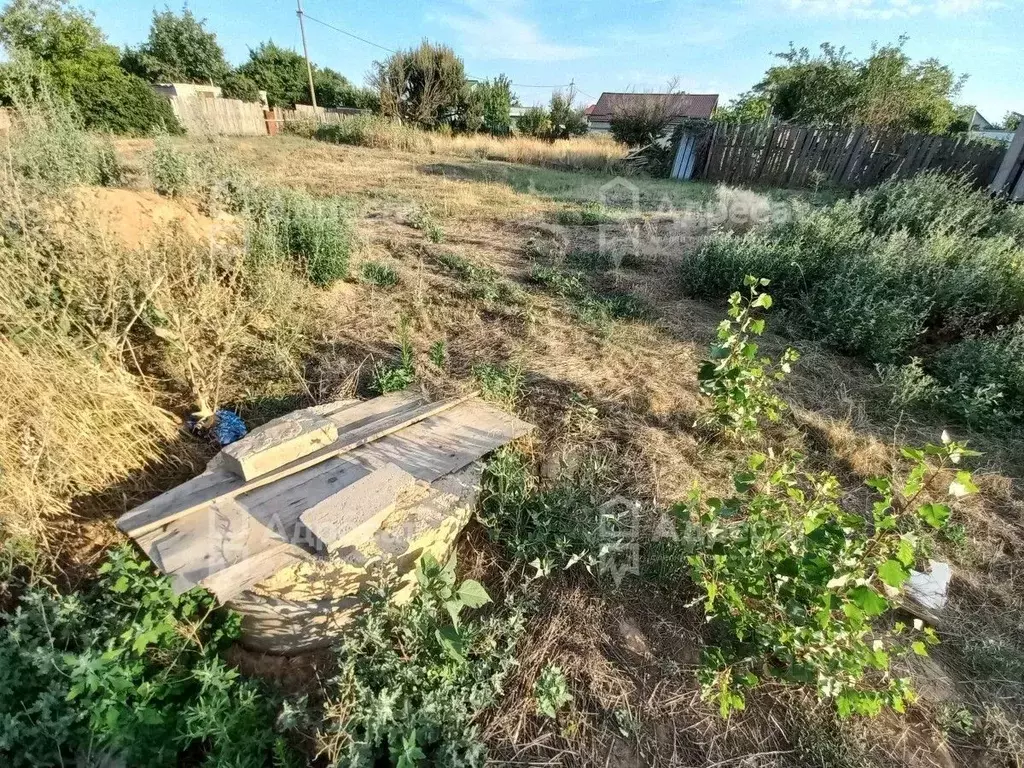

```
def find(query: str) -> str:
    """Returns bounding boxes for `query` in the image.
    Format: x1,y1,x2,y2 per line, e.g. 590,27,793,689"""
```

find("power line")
299,11,581,92
302,13,396,53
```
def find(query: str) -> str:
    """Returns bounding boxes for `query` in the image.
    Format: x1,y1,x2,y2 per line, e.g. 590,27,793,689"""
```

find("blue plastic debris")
187,409,248,446
210,409,248,446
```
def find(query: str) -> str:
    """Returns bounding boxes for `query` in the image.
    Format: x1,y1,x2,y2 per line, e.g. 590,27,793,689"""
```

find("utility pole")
296,0,317,108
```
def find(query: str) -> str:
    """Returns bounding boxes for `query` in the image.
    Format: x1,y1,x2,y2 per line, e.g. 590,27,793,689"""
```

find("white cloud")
784,0,998,17
436,1,595,61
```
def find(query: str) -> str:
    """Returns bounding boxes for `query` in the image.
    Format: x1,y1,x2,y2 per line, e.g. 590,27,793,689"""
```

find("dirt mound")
72,186,238,250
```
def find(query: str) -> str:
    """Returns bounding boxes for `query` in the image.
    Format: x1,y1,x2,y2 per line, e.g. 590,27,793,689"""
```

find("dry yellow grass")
304,115,628,173
6,119,1023,765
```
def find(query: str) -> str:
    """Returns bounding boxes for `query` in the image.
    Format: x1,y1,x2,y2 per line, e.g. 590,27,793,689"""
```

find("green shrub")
929,321,1024,426
697,276,798,439
241,188,353,286
682,435,979,718
148,133,192,196
534,664,572,719
72,69,180,135
681,172,1024,423
0,546,289,766
359,260,399,288
318,555,525,766
371,320,416,394
411,209,445,243
2,69,107,190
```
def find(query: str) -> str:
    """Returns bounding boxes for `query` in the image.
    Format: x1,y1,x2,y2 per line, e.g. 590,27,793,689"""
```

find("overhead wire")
297,9,585,94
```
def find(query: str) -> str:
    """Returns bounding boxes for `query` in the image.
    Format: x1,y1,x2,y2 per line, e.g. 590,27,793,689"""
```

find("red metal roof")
588,92,719,122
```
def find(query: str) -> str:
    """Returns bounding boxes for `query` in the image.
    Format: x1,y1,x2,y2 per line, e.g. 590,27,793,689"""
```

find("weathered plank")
117,391,476,536
223,411,338,481
300,463,418,553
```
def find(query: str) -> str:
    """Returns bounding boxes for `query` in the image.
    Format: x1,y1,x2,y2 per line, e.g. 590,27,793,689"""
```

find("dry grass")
309,115,628,173
6,120,1022,765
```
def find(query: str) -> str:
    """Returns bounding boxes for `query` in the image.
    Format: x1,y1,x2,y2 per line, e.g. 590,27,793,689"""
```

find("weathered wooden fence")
690,122,1006,190
168,96,367,137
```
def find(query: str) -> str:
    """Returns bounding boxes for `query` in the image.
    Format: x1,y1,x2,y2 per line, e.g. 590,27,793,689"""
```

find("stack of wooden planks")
117,391,533,651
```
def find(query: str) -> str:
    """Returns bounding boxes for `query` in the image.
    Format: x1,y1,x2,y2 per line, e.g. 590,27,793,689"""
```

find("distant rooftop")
588,92,720,122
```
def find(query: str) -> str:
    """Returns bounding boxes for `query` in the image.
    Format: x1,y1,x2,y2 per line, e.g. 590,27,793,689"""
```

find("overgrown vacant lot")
4,113,1024,767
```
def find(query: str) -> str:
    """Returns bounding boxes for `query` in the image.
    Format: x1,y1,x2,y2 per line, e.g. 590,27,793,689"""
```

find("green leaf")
749,318,765,335
917,502,951,529
457,579,491,609
896,538,916,567
849,586,889,617
911,641,928,656
751,293,773,309
878,559,910,588
949,470,978,498
733,471,757,494
900,447,925,461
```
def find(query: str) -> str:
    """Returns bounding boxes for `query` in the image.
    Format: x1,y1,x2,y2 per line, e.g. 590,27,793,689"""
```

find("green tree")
546,90,587,139
515,104,548,137
220,70,260,102
371,40,468,127
474,74,513,135
0,0,178,133
750,39,965,134
713,91,771,123
236,41,312,108
121,7,230,84
1004,112,1021,131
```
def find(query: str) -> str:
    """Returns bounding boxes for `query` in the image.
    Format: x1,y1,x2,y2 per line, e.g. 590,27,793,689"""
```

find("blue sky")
84,0,1021,121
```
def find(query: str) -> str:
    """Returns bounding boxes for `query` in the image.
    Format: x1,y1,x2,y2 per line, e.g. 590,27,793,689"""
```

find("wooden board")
138,399,532,598
222,411,338,481
300,463,417,553
117,391,474,536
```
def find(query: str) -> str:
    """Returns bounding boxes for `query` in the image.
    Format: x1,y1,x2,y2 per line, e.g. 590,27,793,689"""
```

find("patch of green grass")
566,249,643,271
359,260,400,288
434,252,525,305
555,202,614,226
472,361,524,410
529,265,651,331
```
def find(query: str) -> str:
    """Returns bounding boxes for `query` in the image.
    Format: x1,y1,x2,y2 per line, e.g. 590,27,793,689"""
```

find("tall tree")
0,0,178,133
370,40,468,127
121,7,231,84
237,41,310,108
752,38,965,134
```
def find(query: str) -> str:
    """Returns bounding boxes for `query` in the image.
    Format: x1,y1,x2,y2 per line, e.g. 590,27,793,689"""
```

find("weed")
534,664,573,719
479,448,629,580
0,546,291,766
697,276,798,439
360,260,400,288
682,434,979,718
372,320,416,394
411,209,445,243
148,133,192,197
317,555,526,766
435,252,524,305
555,202,612,226
429,340,447,368
472,361,524,410
243,188,353,286
679,172,1024,425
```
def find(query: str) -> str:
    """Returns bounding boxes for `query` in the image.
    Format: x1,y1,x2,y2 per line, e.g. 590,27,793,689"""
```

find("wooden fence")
167,96,367,137
692,122,1006,190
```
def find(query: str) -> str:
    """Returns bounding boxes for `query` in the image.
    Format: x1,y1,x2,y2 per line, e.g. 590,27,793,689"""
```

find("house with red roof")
585,92,719,134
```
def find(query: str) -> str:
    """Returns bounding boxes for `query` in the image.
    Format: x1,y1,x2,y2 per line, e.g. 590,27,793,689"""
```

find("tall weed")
680,172,1024,423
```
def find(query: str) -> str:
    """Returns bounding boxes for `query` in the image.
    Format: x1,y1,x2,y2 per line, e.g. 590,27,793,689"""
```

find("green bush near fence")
680,172,1024,426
